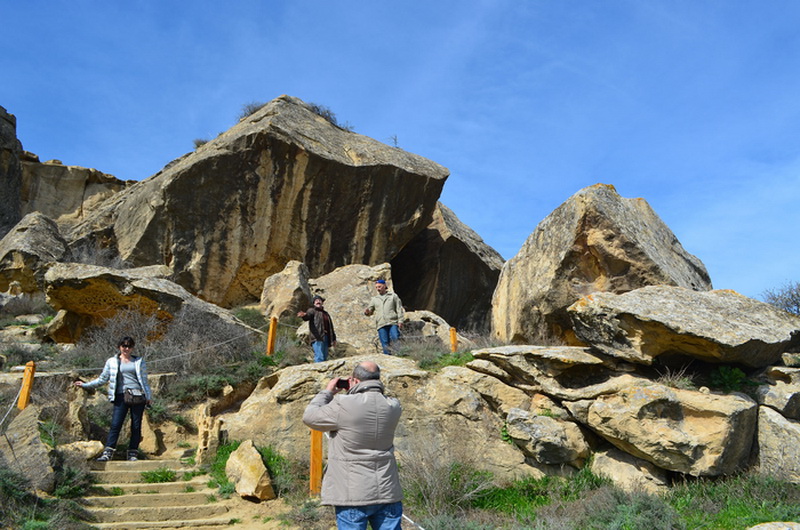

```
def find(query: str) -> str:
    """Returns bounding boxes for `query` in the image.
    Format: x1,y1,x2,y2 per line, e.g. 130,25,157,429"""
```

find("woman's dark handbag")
124,388,147,405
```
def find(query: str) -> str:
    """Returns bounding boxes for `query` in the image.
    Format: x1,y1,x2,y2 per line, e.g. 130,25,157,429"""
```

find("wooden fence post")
266,316,278,356
449,327,458,353
17,361,36,410
310,429,323,495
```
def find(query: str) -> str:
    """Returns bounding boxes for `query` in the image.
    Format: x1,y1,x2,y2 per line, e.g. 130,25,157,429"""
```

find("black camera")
335,379,350,389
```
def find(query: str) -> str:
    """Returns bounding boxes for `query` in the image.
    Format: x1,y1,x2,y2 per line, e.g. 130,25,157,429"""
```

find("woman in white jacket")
74,336,152,461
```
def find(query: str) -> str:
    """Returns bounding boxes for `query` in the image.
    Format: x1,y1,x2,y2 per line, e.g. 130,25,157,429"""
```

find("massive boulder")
568,286,800,367
0,105,22,238
0,212,71,294
20,154,131,225
67,95,449,308
582,383,757,476
756,406,800,484
391,202,504,332
42,262,259,343
491,183,712,344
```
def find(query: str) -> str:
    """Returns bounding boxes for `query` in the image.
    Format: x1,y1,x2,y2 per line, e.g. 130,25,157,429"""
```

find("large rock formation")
392,202,504,332
0,405,56,493
43,262,259,342
20,153,131,225
0,105,22,238
67,95,449,308
492,184,712,344
0,212,71,294
568,286,800,367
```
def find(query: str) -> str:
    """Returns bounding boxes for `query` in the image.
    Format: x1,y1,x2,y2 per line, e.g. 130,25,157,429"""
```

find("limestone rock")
0,212,71,295
20,158,130,225
0,405,55,493
492,184,711,344
469,345,651,401
392,202,504,332
506,408,590,467
67,95,448,308
757,406,800,484
590,446,668,495
0,105,22,238
57,440,105,462
747,524,800,530
259,260,311,320
754,367,800,420
226,439,276,501
219,356,536,482
43,262,259,343
568,286,800,367
585,383,757,476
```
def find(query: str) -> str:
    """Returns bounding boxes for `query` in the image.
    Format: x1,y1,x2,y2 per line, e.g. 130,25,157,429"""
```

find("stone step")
85,504,230,523
91,468,196,484
90,517,238,529
91,478,209,495
90,459,186,472
84,491,213,508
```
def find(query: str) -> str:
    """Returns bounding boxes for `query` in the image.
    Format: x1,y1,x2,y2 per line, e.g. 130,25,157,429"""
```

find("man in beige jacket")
302,361,403,529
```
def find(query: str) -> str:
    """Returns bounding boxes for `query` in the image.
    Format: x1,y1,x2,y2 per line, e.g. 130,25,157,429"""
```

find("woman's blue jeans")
106,393,146,450
334,501,403,530
377,325,400,355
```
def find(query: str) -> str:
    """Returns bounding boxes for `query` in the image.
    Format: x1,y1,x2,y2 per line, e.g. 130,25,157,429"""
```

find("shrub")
306,102,354,132
193,138,209,149
257,445,306,498
238,101,266,121
401,441,495,518
709,366,756,394
233,307,268,330
762,280,800,315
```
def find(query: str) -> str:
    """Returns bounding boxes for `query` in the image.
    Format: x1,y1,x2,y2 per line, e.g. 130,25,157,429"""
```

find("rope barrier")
0,383,24,432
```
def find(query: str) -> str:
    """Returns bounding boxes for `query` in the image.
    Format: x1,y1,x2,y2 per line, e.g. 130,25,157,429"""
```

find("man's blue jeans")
334,501,403,530
377,325,400,355
312,339,329,363
106,393,146,450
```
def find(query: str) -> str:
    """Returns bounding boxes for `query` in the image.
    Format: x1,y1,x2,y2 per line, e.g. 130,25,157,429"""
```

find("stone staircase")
82,458,236,529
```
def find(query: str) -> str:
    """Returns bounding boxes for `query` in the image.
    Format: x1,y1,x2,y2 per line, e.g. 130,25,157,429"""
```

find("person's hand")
364,308,373,316
331,341,337,348
325,377,343,393
73,381,84,387
297,311,306,318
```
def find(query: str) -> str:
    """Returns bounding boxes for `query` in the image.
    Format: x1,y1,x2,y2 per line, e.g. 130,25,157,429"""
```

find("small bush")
762,280,800,315
306,102,354,132
238,101,266,121
709,366,756,393
257,445,305,498
656,364,697,390
233,307,268,330
193,138,209,149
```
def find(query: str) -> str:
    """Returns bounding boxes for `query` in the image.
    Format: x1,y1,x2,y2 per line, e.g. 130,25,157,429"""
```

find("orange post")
17,361,36,410
449,327,458,353
310,429,323,495
266,316,278,356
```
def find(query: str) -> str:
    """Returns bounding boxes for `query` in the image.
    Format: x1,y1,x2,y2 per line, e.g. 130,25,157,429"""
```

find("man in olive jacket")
302,361,403,529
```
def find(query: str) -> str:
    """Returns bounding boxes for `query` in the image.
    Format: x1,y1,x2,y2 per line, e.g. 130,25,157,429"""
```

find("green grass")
141,467,177,483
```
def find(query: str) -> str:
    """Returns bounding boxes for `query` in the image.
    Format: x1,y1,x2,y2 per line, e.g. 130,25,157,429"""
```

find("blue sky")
2,1,799,299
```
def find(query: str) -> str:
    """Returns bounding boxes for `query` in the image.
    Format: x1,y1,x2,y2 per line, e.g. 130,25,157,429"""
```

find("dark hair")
118,336,135,348
352,363,380,381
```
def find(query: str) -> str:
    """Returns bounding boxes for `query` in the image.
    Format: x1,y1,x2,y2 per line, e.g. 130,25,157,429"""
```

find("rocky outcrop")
43,262,259,342
20,154,130,225
392,203,504,332
568,286,800,367
492,184,712,344
590,446,669,494
0,105,22,238
219,356,538,482
67,95,449,308
0,212,71,294
755,367,800,420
